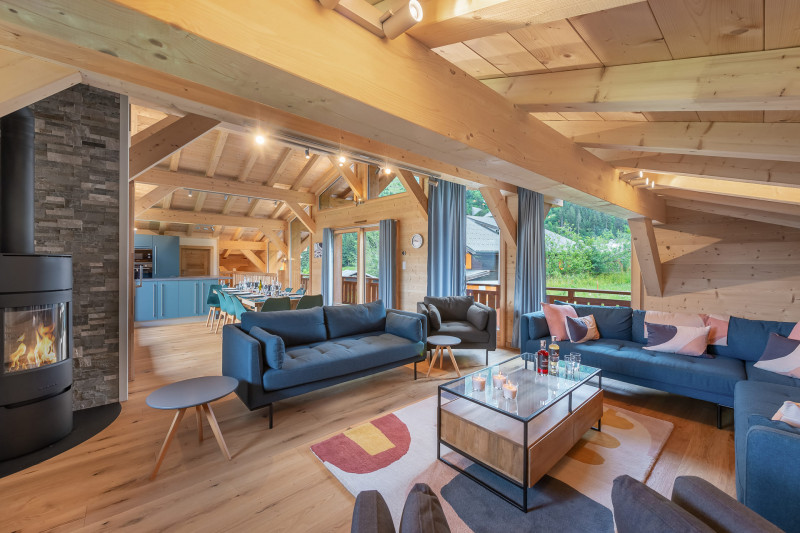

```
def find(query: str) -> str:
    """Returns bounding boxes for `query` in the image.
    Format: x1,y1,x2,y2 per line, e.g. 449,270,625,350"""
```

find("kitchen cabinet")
134,278,223,321
153,235,180,278
133,234,153,249
134,280,157,321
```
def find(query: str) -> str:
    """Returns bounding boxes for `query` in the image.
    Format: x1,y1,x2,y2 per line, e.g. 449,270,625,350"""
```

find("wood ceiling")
428,0,800,230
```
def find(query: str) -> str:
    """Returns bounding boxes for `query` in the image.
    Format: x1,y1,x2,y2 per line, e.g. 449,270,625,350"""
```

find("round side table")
427,335,462,378
146,375,238,479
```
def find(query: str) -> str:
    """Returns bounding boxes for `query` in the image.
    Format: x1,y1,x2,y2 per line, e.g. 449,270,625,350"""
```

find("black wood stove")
0,107,73,461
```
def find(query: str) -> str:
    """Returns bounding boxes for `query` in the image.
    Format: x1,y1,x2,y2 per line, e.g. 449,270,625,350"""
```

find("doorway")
180,247,212,277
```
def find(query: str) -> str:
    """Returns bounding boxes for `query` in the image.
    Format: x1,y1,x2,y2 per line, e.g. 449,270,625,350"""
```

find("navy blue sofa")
222,300,426,427
521,303,800,532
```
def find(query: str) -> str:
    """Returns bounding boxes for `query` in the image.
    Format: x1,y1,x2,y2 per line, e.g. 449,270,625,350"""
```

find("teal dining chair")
295,294,322,310
260,297,291,312
214,292,232,334
294,288,306,296
283,287,293,294
205,284,222,330
228,294,248,324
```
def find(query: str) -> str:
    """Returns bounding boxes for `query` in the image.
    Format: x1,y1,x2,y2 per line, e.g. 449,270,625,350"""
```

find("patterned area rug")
311,396,673,532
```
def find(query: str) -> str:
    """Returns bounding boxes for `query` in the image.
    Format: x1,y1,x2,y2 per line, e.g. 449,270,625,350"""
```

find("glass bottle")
549,335,560,375
537,339,549,375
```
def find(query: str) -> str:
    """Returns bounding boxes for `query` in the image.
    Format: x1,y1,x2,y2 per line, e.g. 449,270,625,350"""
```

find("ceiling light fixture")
338,155,346,167
133,227,137,232
381,0,424,39
305,148,311,159
255,134,266,145
645,177,650,186
383,166,392,175
638,171,643,178
188,189,193,197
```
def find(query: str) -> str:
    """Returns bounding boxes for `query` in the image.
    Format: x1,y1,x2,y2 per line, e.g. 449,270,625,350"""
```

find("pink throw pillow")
790,322,800,341
541,303,577,341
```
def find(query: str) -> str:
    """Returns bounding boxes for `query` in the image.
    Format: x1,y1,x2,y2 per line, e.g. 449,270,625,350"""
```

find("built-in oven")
134,248,152,263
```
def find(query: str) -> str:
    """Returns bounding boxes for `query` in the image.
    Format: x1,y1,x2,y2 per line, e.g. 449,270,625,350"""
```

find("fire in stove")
9,323,58,371
3,303,68,375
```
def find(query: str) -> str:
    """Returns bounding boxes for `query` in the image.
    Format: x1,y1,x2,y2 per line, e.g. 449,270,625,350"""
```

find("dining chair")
283,287,293,294
260,297,291,312
294,288,306,295
205,284,222,330
295,294,322,310
229,294,248,324
214,292,231,334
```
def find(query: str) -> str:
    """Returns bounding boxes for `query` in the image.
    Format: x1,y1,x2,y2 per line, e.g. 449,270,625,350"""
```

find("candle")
492,372,507,389
472,375,486,391
502,381,518,399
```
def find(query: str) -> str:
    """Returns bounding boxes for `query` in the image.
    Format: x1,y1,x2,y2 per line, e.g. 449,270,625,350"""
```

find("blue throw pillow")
250,326,286,369
241,306,327,347
386,313,423,343
632,309,647,344
324,300,387,339
555,301,633,341
710,316,797,361
753,333,800,379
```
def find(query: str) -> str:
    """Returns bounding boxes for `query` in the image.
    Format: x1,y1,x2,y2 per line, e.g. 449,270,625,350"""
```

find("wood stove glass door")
2,302,69,374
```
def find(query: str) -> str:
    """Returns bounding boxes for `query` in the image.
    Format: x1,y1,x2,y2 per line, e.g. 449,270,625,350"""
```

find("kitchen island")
135,276,231,322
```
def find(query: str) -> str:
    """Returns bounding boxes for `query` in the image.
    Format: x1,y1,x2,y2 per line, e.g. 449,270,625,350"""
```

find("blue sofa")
521,303,800,532
222,300,426,427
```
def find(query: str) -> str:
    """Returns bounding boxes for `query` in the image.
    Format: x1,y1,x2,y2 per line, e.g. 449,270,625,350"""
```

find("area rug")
311,396,672,532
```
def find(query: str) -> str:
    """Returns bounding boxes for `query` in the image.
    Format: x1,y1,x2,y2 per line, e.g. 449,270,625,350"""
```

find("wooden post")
357,228,366,304
333,233,343,304
628,218,663,298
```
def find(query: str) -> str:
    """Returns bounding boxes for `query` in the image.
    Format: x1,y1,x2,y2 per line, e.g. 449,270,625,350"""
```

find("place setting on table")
218,279,302,310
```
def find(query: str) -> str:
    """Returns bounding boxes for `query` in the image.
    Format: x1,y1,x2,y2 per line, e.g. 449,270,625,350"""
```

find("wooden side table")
427,335,462,378
146,375,238,479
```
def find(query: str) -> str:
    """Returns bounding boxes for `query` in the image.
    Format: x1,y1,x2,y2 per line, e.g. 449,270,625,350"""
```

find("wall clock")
411,234,424,249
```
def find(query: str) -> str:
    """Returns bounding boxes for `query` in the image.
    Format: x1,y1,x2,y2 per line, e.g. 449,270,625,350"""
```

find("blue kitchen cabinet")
199,280,216,315
134,280,157,321
153,235,180,278
156,280,182,319
179,280,201,317
134,234,153,249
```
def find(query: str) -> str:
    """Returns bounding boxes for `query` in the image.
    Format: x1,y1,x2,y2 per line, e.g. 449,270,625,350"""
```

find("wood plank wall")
632,207,800,322
310,193,428,311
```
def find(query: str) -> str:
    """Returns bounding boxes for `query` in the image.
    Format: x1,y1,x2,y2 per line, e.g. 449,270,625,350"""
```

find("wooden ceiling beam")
222,227,243,258
241,249,267,272
548,121,800,162
134,185,178,217
628,218,663,298
284,201,316,234
206,130,229,177
655,189,800,218
646,175,800,206
396,169,428,220
129,113,219,180
0,0,663,221
266,231,288,257
313,166,342,196
238,145,261,182
608,152,800,189
137,168,315,205
290,154,320,191
329,158,365,200
406,0,641,49
138,208,287,232
480,187,517,247
485,47,800,113
265,147,294,186
218,240,268,251
0,48,81,117
666,198,800,231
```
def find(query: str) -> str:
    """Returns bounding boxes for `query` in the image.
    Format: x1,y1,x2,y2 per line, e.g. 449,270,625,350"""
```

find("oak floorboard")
0,322,735,532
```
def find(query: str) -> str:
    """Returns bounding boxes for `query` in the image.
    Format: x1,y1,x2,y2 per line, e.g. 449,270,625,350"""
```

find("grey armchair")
416,295,496,366
612,475,784,533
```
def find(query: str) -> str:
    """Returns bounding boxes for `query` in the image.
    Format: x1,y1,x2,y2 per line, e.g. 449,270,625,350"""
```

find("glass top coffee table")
437,355,603,511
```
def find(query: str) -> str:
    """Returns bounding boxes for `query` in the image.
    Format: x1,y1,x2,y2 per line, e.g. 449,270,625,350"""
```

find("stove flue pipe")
0,107,35,255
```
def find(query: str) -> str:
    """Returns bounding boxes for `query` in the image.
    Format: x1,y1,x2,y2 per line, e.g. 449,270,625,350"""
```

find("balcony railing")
341,278,380,304
546,287,631,307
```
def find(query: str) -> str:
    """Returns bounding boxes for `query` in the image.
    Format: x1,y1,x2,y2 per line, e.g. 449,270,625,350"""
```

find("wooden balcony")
546,287,631,307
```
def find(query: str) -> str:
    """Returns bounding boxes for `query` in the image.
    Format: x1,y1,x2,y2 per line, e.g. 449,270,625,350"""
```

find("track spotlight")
188,189,193,197
255,134,266,145
133,226,137,232
381,0,423,40
383,166,392,175
638,171,643,178
305,148,311,159
338,155,346,167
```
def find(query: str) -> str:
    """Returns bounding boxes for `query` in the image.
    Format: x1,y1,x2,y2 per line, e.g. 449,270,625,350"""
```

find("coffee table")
427,335,462,377
437,355,603,511
146,375,238,479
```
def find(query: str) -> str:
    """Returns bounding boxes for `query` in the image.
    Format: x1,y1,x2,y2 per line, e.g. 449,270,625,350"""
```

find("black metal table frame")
437,354,602,512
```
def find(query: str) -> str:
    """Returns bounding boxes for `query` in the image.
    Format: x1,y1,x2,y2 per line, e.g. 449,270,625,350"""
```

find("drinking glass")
569,352,581,378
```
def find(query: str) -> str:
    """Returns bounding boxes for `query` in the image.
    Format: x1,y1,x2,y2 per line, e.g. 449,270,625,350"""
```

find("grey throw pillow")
399,483,451,533
250,326,286,369
466,305,489,330
612,475,713,533
428,304,442,330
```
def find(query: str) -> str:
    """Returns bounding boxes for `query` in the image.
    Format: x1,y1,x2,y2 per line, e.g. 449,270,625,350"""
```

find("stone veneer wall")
30,85,121,410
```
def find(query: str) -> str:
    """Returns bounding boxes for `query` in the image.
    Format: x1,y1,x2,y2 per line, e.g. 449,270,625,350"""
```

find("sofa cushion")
611,475,713,533
555,301,633,341
241,307,327,347
733,381,800,500
466,305,489,331
424,296,473,321
566,315,600,343
541,302,578,341
753,333,800,379
387,313,424,343
545,338,746,399
263,332,422,391
632,310,647,344
708,316,796,361
250,327,286,369
351,490,395,533
745,361,800,387
644,323,711,357
428,304,442,330
324,300,386,339
436,321,490,344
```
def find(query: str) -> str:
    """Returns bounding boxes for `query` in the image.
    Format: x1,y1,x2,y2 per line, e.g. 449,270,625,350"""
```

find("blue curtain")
321,228,334,306
378,219,397,309
513,187,547,348
427,180,466,297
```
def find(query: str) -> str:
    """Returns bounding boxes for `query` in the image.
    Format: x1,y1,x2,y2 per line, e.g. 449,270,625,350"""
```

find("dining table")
218,287,303,311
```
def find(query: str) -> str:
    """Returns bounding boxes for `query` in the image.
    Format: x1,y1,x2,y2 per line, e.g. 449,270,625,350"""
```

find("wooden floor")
1,322,735,532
